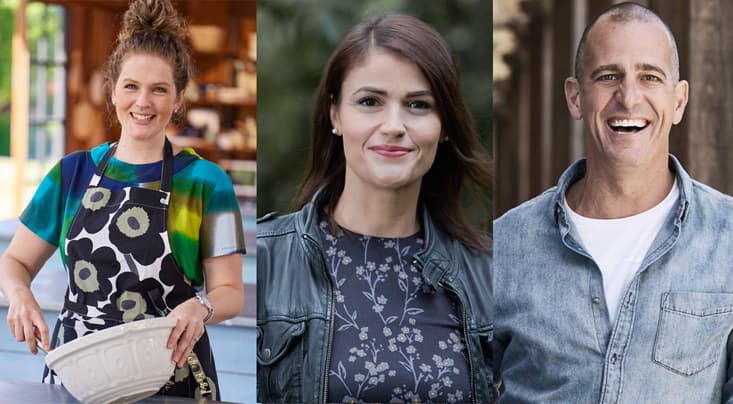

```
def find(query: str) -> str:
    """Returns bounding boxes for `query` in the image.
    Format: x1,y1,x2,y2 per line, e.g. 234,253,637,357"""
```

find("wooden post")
550,0,579,181
11,0,29,217
687,0,733,193
653,0,691,169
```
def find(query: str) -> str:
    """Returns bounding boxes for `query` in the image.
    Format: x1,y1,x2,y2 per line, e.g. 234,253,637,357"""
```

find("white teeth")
609,119,647,128
131,112,154,120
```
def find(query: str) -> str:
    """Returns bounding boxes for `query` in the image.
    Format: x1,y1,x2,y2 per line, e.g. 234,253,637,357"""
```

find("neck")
566,156,674,219
114,135,167,164
333,180,421,238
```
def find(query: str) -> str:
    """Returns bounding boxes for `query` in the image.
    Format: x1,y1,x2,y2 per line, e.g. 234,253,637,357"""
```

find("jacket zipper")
413,256,478,404
441,281,478,404
303,234,336,403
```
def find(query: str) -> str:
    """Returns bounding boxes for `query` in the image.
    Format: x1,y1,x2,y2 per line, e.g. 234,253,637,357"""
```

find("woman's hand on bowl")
165,297,208,368
6,288,49,354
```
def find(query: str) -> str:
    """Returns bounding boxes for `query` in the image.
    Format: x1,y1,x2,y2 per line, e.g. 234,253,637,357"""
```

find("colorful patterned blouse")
20,142,245,286
318,218,471,403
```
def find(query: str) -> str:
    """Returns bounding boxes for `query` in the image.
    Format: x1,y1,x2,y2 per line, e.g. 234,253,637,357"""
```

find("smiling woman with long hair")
257,14,494,403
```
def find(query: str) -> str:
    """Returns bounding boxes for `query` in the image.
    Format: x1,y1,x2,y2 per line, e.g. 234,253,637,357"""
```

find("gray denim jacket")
493,155,733,403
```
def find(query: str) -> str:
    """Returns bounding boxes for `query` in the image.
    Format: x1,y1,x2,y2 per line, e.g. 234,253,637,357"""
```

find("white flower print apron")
42,138,219,399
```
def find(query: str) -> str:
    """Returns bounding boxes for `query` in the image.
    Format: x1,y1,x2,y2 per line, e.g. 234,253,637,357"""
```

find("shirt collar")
553,154,693,228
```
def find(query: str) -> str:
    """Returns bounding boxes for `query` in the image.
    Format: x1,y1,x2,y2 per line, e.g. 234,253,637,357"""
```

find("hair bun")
118,0,187,43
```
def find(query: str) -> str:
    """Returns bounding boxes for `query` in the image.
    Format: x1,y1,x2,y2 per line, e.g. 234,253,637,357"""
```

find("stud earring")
440,136,450,143
111,99,116,106
332,128,338,135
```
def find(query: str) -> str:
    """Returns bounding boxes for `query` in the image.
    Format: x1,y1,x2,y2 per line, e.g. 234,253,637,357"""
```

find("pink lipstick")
369,145,411,158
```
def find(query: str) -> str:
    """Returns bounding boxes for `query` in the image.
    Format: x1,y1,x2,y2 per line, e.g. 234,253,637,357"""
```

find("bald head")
574,2,679,82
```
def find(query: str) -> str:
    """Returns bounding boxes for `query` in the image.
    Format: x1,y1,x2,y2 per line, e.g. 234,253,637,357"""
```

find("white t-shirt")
564,180,679,324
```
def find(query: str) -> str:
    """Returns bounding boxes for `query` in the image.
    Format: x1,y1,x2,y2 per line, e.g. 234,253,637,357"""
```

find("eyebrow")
121,78,173,87
351,86,433,98
589,63,668,80
405,90,433,98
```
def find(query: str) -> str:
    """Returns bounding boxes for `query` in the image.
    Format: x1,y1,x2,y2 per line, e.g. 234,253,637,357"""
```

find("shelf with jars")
168,6,256,181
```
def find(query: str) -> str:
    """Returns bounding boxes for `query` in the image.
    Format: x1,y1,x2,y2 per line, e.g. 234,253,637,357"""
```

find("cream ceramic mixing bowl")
45,316,177,404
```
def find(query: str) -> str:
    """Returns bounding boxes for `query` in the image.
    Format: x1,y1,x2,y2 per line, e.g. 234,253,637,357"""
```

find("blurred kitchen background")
0,0,256,402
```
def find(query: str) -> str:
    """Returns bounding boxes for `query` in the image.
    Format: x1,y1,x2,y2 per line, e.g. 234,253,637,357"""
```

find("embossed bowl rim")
45,316,177,366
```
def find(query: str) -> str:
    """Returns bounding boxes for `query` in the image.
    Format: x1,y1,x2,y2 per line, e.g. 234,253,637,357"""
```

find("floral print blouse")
318,219,471,403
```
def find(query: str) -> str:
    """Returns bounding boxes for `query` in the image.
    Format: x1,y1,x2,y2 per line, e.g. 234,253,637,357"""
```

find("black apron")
42,138,219,399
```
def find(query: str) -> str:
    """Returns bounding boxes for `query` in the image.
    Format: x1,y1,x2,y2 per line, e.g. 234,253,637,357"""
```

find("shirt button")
610,353,617,364
592,296,601,304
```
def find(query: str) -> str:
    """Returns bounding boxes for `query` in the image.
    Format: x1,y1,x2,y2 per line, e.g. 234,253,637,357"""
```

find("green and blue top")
21,142,245,286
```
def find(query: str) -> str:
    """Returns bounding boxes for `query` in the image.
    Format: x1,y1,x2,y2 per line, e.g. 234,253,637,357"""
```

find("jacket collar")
553,154,693,228
294,187,455,288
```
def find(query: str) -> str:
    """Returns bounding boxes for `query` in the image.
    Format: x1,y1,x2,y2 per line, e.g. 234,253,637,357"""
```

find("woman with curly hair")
0,0,244,399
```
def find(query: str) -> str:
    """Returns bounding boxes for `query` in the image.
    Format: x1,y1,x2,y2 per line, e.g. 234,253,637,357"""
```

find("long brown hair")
294,14,492,253
105,0,192,123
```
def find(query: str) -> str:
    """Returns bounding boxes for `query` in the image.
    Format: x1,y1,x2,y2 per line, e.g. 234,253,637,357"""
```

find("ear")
564,77,583,120
330,103,341,136
672,79,689,125
175,89,186,111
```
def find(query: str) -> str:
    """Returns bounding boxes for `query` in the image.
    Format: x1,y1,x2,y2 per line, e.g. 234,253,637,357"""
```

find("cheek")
414,119,442,150
341,133,365,162
582,90,611,112
114,101,126,120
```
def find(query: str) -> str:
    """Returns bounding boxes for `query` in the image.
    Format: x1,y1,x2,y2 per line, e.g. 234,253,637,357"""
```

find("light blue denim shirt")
493,155,733,403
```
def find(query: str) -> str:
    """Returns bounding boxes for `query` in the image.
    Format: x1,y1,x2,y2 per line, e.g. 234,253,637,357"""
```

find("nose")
615,78,642,109
135,89,153,108
381,104,406,136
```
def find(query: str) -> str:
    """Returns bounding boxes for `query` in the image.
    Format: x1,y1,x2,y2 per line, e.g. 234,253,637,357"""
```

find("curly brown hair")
105,0,192,123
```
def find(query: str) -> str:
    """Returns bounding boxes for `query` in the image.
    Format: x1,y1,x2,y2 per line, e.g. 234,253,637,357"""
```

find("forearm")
0,224,55,301
0,254,35,300
200,253,244,324
205,283,244,323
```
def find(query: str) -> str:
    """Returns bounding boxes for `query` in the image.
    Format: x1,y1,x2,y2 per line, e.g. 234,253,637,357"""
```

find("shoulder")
257,211,300,239
690,179,733,208
424,221,491,282
55,148,99,181
495,186,558,231
688,179,733,226
450,239,492,274
56,142,112,171
175,151,229,182
449,241,492,293
60,147,95,166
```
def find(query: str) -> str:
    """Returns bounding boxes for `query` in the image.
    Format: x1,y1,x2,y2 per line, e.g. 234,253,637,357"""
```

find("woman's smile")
368,144,413,158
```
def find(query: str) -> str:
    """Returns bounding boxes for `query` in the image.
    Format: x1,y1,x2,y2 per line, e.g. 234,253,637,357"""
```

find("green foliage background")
257,0,492,227
0,0,15,156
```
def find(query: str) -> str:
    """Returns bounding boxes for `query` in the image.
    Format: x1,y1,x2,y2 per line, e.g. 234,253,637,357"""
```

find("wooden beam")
11,0,29,216
39,0,127,12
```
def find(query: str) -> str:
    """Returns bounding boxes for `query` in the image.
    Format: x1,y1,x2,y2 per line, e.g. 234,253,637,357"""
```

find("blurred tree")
0,0,16,156
257,0,492,230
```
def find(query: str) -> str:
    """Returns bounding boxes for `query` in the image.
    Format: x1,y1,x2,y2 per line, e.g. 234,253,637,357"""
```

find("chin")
124,129,162,141
374,177,419,191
